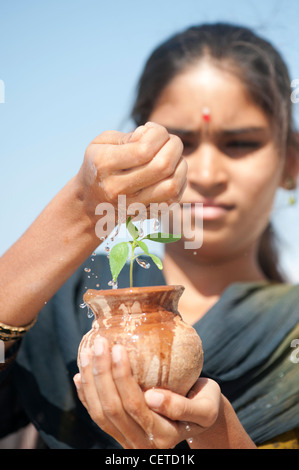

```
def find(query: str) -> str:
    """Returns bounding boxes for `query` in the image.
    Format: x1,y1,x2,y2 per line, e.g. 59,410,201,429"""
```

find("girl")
1,23,298,449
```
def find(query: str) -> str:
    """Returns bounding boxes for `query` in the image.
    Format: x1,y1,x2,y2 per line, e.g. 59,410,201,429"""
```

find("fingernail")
112,344,123,364
144,389,164,408
129,125,146,142
80,352,89,367
94,337,104,356
144,121,156,128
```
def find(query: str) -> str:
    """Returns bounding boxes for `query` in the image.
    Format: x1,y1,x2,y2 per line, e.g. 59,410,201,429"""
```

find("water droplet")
110,225,120,242
87,307,94,318
153,218,160,231
193,251,197,255
96,283,100,288
108,279,118,289
84,267,91,273
136,257,150,269
185,424,191,432
187,437,193,444
92,252,96,256
148,433,154,441
138,221,144,237
80,302,87,309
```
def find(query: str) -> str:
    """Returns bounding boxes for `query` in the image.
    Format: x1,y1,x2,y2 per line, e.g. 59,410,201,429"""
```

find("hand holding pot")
74,338,221,449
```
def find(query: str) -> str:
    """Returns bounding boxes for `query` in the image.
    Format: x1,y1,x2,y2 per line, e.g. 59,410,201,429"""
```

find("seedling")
109,217,181,288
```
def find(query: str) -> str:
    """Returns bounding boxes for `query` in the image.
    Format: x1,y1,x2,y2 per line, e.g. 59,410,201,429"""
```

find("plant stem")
129,241,136,288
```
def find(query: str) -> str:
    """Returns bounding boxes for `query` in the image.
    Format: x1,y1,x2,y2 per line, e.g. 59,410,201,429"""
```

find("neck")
163,241,266,298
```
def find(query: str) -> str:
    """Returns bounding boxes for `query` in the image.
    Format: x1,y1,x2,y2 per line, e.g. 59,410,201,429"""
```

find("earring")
285,176,296,205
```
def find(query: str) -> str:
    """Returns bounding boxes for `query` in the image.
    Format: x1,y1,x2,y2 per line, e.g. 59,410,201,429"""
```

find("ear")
280,131,299,189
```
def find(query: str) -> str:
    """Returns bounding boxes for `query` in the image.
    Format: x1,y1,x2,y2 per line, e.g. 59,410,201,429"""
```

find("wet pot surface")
78,285,203,396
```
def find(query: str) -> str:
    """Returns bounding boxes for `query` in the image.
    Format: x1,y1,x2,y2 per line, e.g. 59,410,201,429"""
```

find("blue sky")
1,0,299,281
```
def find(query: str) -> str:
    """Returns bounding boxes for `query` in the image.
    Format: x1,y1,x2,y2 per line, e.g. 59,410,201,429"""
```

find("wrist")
68,174,100,236
0,176,101,328
189,395,256,449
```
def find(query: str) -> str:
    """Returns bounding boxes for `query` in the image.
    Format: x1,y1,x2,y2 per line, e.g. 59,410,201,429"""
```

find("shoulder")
220,281,299,320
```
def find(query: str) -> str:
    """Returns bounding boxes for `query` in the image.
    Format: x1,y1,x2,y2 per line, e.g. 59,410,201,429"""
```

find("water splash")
87,307,94,318
108,279,118,289
138,220,144,237
110,225,120,242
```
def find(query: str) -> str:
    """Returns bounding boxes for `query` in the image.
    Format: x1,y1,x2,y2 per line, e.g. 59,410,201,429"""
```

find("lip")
188,200,235,220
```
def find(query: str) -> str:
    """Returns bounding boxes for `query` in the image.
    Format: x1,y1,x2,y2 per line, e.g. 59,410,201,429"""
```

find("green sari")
1,254,298,448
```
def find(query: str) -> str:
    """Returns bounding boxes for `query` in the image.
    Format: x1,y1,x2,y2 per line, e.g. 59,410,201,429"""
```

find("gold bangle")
0,318,37,342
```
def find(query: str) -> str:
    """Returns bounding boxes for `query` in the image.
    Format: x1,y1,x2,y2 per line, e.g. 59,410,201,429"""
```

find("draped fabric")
193,282,299,443
2,254,298,448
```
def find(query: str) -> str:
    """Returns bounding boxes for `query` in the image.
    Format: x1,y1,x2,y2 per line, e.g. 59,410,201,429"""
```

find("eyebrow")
167,126,268,137
221,127,268,136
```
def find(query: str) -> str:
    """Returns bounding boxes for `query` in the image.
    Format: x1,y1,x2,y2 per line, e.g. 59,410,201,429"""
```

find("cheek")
235,154,282,237
233,151,283,224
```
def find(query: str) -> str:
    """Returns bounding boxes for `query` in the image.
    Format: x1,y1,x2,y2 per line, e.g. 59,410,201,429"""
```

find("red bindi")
202,107,211,122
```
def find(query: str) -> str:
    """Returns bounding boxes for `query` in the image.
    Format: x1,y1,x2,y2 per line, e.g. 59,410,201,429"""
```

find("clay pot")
78,285,203,396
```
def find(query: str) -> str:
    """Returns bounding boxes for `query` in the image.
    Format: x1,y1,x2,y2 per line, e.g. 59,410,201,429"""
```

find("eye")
222,140,262,157
226,140,260,148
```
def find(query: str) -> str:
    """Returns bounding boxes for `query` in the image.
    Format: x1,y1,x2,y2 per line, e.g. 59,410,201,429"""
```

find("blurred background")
0,0,298,281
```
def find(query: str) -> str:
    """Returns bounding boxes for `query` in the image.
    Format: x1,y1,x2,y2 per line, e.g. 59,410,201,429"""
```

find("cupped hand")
75,122,187,226
74,337,221,449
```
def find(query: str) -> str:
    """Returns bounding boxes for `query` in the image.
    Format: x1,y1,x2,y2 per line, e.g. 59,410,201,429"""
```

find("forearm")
0,175,100,328
190,395,256,449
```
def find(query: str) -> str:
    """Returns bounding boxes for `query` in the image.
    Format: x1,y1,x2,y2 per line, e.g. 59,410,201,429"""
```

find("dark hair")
131,23,298,282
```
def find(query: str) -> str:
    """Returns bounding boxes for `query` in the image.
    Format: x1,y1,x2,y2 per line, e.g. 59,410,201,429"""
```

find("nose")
187,143,228,196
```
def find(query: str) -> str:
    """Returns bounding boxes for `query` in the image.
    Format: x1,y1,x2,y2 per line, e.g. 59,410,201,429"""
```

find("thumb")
144,388,194,422
144,378,221,428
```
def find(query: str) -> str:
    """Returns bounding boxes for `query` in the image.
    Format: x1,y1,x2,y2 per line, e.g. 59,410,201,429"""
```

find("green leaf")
109,242,129,281
137,240,149,254
143,232,181,243
126,217,139,240
148,253,163,270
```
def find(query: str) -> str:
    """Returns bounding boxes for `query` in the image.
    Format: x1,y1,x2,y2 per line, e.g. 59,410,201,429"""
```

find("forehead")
150,62,270,130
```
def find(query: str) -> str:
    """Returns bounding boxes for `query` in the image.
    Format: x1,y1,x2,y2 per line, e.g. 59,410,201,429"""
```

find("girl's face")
149,62,285,260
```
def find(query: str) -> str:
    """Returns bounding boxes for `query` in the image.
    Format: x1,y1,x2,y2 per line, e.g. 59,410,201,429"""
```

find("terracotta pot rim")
84,284,184,298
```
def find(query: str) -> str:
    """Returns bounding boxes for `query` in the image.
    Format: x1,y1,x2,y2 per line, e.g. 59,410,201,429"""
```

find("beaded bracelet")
0,318,37,342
